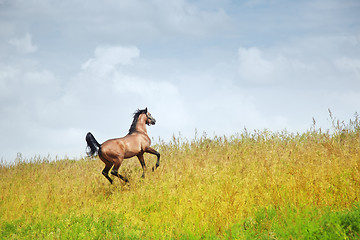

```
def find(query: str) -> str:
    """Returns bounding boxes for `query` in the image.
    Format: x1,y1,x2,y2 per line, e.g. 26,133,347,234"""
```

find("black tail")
86,132,101,156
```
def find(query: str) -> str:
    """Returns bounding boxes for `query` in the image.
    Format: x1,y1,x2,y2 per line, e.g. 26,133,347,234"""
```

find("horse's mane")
128,108,147,134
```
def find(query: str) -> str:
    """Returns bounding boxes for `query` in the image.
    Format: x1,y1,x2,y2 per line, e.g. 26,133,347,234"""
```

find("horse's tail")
86,132,101,156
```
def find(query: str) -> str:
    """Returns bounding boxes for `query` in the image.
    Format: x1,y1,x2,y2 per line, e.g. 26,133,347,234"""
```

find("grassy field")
1,114,360,239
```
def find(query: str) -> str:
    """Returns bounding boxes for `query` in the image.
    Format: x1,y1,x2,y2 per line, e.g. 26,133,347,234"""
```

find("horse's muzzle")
147,118,156,125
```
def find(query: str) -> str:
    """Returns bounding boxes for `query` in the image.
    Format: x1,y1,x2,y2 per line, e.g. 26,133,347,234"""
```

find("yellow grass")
1,113,360,238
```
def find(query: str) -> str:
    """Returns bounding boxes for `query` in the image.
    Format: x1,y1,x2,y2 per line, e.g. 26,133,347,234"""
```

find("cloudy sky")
1,0,360,162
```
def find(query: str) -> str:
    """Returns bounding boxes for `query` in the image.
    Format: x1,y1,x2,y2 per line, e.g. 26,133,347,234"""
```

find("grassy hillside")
1,114,360,239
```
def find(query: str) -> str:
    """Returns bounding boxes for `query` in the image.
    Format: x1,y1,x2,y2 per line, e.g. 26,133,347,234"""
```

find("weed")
1,114,360,239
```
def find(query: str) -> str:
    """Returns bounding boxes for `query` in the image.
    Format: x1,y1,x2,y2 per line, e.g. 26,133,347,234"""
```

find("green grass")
1,204,360,239
1,113,360,239
237,204,360,240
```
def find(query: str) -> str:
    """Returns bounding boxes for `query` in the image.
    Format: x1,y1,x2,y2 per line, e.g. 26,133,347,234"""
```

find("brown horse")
86,108,160,183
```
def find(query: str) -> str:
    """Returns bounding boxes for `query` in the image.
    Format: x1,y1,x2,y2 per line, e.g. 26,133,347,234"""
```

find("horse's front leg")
145,147,160,171
137,153,146,178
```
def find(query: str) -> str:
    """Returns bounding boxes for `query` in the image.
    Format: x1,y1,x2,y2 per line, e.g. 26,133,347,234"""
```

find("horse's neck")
136,125,147,134
135,117,147,134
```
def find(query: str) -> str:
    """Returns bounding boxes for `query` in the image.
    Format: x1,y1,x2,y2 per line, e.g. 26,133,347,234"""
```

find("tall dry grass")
1,112,360,238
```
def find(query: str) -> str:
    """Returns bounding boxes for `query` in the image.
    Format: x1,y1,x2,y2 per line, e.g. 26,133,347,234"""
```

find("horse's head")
129,108,156,134
144,108,156,126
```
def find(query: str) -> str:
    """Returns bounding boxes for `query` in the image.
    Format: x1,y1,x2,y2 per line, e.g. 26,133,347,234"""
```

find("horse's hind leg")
100,156,113,184
102,167,113,184
111,157,129,183
111,169,129,183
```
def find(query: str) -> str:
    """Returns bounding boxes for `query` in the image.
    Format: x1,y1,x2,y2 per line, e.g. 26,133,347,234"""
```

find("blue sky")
1,0,360,162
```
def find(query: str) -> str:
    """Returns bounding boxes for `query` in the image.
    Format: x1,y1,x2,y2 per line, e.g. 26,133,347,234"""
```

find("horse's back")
101,133,150,159
100,138,126,158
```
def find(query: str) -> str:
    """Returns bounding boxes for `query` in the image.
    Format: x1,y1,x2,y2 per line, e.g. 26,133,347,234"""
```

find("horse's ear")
145,107,148,113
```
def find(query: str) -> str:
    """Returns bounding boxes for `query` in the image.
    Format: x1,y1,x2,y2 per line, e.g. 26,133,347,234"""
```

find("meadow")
1,113,360,239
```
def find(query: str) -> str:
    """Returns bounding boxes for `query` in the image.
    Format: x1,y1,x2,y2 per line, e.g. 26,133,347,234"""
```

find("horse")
85,108,160,184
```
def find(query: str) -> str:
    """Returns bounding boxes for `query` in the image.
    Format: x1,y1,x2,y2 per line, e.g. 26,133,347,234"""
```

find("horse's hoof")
152,164,159,171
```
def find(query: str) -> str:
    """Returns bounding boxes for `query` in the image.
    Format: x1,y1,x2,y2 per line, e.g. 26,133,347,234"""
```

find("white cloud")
2,0,229,46
8,33,37,53
0,65,19,98
152,0,229,36
238,47,276,83
0,64,59,107
0,60,63,161
74,45,190,136
334,57,360,76
237,47,312,84
238,34,360,86
1,0,360,163
81,46,140,76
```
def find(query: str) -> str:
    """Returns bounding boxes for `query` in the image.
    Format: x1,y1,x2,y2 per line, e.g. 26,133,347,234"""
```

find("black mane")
128,108,147,134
